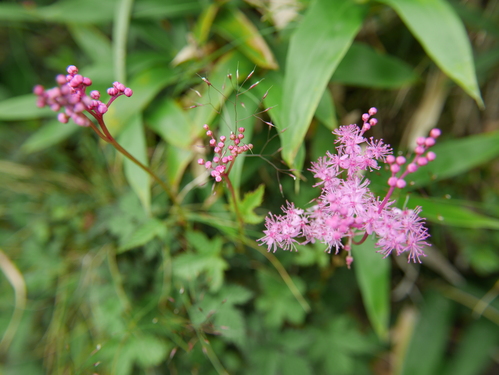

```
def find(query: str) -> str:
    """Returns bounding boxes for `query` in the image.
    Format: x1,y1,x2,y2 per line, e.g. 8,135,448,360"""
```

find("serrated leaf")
379,0,483,107
239,184,265,224
131,334,169,367
173,253,228,292
20,120,79,154
118,218,165,253
352,236,390,341
118,113,151,215
280,0,367,168
0,94,55,121
332,42,419,88
215,7,278,70
185,230,223,255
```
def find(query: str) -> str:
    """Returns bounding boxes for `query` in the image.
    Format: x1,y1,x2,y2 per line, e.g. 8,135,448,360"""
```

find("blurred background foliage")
1,0,499,374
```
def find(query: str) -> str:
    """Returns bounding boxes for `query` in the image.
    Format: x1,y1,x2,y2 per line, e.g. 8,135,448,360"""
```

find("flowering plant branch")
34,65,175,201
258,108,440,267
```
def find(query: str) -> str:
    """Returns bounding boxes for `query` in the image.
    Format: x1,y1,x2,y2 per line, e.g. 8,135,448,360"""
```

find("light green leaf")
173,253,228,292
20,120,79,154
0,94,54,120
131,334,169,367
147,98,196,149
132,0,201,19
239,184,265,224
165,144,194,191
193,3,219,45
118,113,151,215
37,0,117,23
379,0,483,107
67,24,112,65
332,42,419,88
113,0,134,83
280,0,367,168
407,197,499,229
215,7,278,70
315,89,337,130
352,236,390,341
118,218,165,253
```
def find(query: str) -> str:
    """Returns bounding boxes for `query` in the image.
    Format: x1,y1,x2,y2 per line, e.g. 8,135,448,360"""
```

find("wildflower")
259,108,440,265
34,65,133,127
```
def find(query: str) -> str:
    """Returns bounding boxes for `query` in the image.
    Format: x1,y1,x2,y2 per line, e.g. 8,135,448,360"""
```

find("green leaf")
132,0,202,19
379,0,483,107
20,120,79,154
105,65,177,135
407,130,499,189
113,0,134,83
332,42,419,88
315,89,337,131
352,236,390,341
400,292,454,375
118,113,151,215
239,185,265,224
118,218,165,253
165,144,194,191
0,94,54,121
67,24,112,65
37,0,117,23
407,197,499,229
131,334,169,367
215,7,278,70
173,253,228,292
255,269,307,328
280,0,367,168
147,98,196,149
193,3,219,45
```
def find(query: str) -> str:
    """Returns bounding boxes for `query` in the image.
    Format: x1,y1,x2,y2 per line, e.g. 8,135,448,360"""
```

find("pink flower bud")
416,137,426,146
220,136,226,142
424,137,435,147
396,179,406,188
203,124,209,130
388,177,398,187
407,163,418,173
368,107,377,115
238,127,245,133
415,146,425,155
97,103,108,114
426,151,436,161
417,157,428,166
124,88,133,97
386,155,396,164
82,77,92,86
430,128,441,138
197,158,205,165
57,113,69,123
209,139,216,146
396,156,406,165
390,164,400,173
67,65,78,75
56,75,66,85
369,118,377,126
362,113,369,122
90,90,100,99
205,161,212,169
33,85,45,96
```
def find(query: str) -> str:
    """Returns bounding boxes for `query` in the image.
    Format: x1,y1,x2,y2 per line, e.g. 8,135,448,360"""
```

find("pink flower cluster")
258,108,440,265
197,124,253,182
34,65,133,126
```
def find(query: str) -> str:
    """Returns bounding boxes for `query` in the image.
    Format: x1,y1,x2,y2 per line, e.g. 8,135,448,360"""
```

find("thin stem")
94,116,177,204
223,174,244,234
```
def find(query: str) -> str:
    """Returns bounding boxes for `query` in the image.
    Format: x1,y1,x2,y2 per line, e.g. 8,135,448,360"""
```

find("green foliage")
1,0,499,374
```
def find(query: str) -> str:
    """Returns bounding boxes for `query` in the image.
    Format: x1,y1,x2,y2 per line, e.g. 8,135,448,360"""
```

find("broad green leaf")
0,4,39,22
147,98,196,149
165,144,194,191
20,120,79,154
379,0,483,107
332,42,419,88
407,130,499,189
118,218,165,253
185,230,223,255
118,113,151,214
67,24,112,65
407,196,499,230
352,236,390,340
0,94,54,120
238,185,265,224
400,292,454,375
443,319,499,375
280,0,367,168
315,89,337,131
173,253,228,292
215,7,278,70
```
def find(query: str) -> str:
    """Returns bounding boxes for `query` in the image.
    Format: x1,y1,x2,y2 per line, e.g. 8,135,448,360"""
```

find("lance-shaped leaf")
280,0,367,168
379,0,483,107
